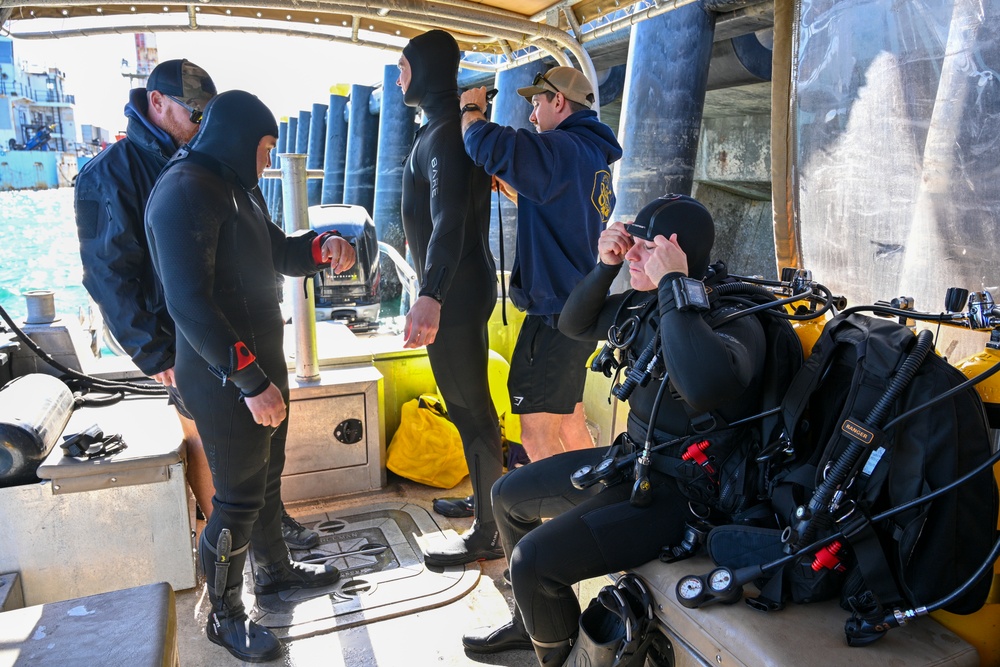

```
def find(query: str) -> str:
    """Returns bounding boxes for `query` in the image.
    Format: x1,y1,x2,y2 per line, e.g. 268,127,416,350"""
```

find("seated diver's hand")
244,382,287,428
321,236,357,275
598,222,633,266
644,233,690,286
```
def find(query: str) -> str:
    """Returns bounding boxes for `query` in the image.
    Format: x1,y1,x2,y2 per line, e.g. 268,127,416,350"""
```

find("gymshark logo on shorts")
512,395,524,406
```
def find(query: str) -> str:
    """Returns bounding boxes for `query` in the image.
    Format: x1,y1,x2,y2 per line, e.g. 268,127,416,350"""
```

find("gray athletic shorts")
508,314,596,415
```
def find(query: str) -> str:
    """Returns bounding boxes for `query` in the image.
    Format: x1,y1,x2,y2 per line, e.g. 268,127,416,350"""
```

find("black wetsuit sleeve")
558,262,629,340
146,172,269,393
264,215,325,276
74,162,174,376
249,186,325,277
419,126,476,302
656,276,765,414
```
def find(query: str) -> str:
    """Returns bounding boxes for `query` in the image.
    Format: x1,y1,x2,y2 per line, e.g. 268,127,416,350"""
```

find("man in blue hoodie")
460,67,623,463
74,59,318,550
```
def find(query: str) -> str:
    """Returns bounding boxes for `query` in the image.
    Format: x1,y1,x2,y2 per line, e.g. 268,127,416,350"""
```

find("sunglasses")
167,95,203,124
532,72,560,95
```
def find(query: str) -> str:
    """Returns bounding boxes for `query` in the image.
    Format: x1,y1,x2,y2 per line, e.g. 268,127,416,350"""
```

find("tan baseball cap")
517,67,595,108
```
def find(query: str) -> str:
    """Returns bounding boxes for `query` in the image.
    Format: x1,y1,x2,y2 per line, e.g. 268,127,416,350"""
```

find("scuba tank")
0,373,74,488
952,333,1000,429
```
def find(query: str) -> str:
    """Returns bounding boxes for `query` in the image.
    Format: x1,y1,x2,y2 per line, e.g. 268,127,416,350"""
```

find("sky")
9,29,402,138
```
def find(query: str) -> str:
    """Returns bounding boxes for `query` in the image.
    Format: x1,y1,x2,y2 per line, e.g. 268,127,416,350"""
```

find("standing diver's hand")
244,382,287,428
321,236,357,275
403,296,442,348
597,222,633,266
152,367,176,387
643,233,690,286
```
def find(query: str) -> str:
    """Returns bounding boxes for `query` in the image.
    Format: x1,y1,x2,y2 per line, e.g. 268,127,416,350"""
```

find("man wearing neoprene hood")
397,29,505,566
145,90,357,662
460,68,623,464
463,195,768,665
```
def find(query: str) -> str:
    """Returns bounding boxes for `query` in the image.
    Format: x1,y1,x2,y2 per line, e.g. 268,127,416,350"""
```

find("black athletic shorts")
509,314,596,414
166,384,194,420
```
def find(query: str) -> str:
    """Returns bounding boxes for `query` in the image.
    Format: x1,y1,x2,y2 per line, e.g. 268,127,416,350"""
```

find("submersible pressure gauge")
675,567,744,609
708,567,744,603
676,574,707,608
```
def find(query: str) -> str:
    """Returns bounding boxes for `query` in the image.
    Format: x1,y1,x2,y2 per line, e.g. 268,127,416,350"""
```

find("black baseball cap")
147,59,216,112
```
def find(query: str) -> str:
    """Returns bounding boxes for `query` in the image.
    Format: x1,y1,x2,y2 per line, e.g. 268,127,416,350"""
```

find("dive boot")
422,520,503,567
202,529,281,663
281,509,320,550
532,638,573,666
432,494,475,518
253,556,341,595
463,615,533,654
207,584,282,663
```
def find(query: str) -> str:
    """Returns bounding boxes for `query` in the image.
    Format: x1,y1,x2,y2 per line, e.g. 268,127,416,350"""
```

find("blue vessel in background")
0,34,108,191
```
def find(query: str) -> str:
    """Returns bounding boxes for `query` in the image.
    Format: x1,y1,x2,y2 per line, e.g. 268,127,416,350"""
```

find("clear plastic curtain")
791,0,1000,358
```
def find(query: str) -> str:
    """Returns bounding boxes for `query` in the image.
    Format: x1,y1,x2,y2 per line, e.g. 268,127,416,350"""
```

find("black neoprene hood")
626,194,715,280
188,90,279,190
401,29,460,108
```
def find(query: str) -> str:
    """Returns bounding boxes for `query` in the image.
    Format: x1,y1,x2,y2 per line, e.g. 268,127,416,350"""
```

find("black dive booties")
463,617,533,653
422,520,504,567
253,557,341,595
207,584,282,663
532,638,573,666
432,494,475,518
281,509,320,550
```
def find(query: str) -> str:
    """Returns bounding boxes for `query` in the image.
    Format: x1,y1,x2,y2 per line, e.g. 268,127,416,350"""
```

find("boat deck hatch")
248,501,479,640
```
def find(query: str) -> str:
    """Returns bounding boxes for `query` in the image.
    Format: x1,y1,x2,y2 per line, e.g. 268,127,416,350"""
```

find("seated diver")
461,194,768,665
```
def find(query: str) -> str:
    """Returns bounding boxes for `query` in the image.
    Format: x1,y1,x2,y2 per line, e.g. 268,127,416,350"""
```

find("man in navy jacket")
459,67,623,463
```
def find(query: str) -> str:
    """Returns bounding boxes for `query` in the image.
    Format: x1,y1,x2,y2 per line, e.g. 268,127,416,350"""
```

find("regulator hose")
0,303,166,401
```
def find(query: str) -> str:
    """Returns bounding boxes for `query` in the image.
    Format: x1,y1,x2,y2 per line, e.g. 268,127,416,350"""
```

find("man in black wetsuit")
74,59,320,551
145,90,356,662
397,29,505,566
463,195,768,665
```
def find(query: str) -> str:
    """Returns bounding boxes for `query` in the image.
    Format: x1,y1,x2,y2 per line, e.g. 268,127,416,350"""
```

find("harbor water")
0,188,91,324
0,187,407,342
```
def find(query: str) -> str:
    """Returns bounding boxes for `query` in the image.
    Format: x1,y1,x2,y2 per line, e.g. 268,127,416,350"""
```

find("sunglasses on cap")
167,95,203,124
532,72,560,95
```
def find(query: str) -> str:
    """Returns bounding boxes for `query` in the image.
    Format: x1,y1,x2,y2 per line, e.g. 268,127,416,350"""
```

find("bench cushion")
632,558,978,667
0,581,178,667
